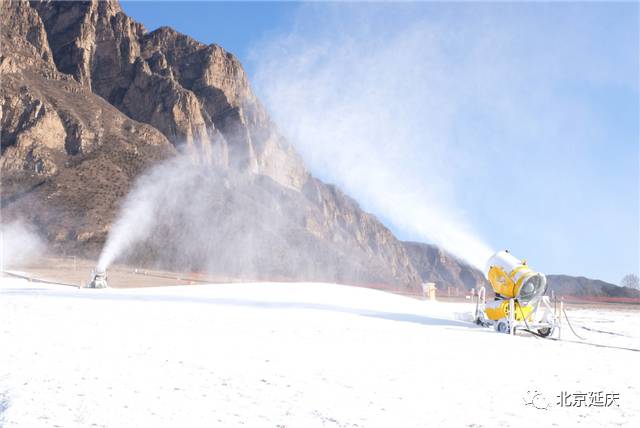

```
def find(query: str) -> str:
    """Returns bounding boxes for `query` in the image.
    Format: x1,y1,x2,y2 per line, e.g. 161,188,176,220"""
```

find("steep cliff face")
303,179,417,284
1,0,421,292
0,0,57,77
30,0,307,190
0,1,174,245
403,241,488,289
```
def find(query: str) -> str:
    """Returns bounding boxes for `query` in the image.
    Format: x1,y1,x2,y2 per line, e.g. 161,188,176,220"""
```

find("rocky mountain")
403,241,488,290
1,0,175,243
1,0,421,292
30,0,307,189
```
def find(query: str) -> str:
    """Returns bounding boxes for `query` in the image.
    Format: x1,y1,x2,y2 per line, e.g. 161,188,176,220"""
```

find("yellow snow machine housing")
486,250,547,305
474,250,558,337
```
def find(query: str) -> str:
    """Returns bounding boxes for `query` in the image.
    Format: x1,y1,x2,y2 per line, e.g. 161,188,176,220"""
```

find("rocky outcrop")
0,69,174,243
30,0,307,190
1,1,175,246
1,0,420,292
304,179,418,285
0,72,171,173
403,241,488,289
0,0,57,77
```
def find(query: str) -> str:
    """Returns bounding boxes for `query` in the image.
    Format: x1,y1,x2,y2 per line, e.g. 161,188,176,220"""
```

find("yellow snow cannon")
485,250,547,305
474,250,557,337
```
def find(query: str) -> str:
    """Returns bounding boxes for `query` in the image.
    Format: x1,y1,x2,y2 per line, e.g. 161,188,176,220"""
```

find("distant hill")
547,275,640,299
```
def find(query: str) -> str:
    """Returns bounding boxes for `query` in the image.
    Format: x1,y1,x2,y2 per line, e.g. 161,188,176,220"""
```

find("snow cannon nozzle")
485,250,546,304
87,269,108,289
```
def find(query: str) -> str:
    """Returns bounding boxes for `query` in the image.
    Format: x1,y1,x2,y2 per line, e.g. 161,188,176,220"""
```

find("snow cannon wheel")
537,327,553,338
495,320,510,334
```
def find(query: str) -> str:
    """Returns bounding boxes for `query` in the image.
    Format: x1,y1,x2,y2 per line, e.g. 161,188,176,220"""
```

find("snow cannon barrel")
87,269,108,289
485,250,546,304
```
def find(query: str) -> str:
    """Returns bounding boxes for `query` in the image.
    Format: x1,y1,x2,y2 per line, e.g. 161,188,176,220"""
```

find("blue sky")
121,1,297,69
122,1,639,284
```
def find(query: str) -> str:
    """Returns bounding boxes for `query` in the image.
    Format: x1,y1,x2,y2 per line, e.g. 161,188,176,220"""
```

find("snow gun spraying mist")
474,250,559,337
87,269,108,289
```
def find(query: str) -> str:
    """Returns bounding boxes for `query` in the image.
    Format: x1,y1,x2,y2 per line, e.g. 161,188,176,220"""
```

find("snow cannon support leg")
509,298,515,335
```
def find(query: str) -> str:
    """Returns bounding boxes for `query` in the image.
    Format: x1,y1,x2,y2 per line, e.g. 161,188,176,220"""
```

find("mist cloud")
251,4,496,269
250,2,638,278
96,153,368,284
0,220,45,270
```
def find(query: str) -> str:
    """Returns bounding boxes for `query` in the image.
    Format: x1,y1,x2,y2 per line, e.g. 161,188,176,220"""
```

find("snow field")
1,278,638,427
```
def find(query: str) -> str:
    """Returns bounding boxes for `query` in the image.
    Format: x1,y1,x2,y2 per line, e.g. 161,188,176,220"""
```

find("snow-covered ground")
1,278,638,427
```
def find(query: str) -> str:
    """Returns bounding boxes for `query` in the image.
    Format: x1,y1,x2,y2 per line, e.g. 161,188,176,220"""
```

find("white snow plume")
251,4,497,270
96,166,161,271
97,155,203,272
96,154,298,278
0,220,44,270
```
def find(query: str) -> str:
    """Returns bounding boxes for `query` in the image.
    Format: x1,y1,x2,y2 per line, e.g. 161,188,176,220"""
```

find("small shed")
422,282,437,301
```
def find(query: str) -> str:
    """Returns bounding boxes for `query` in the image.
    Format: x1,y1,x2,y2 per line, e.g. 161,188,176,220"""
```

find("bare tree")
620,273,640,289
